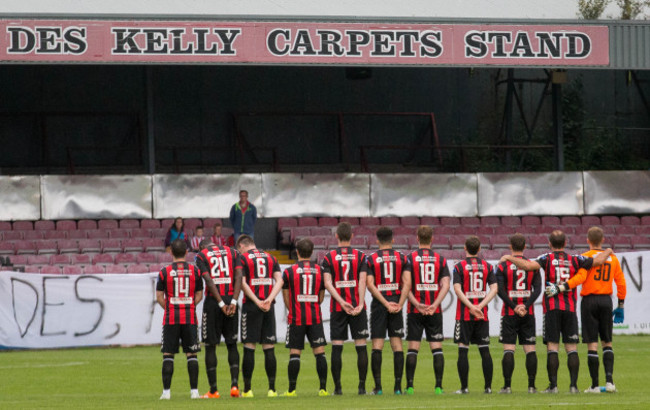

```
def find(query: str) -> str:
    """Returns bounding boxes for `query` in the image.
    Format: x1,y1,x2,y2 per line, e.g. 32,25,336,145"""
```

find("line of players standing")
155,221,626,399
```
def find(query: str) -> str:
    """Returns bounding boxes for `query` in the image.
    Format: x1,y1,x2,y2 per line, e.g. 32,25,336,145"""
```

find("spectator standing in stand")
230,190,257,241
165,217,189,252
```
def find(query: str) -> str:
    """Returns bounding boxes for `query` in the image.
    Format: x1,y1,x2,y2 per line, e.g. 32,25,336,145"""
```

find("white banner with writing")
0,250,646,349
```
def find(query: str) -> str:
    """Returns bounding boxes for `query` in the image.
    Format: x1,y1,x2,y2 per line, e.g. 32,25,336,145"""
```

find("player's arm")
398,268,412,309
501,254,541,271
282,289,290,310
156,290,166,309
201,272,224,304
155,272,166,308
453,283,475,309
496,266,517,310
266,270,284,303
431,275,450,312
567,267,589,290
194,289,203,305
232,266,243,301
525,270,542,310
407,289,424,312
477,269,498,309
366,272,390,308
319,289,325,304
324,272,352,310
613,258,626,323
591,248,613,267
357,270,367,309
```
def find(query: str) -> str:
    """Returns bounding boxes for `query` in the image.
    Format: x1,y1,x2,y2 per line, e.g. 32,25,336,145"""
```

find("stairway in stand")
266,249,295,265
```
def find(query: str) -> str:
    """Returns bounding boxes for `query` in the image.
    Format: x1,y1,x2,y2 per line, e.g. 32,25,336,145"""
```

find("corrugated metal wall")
610,23,650,70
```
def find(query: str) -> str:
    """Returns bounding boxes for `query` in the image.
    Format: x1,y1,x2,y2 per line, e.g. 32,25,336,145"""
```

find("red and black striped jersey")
495,256,541,316
406,249,450,314
536,251,593,313
239,249,281,303
282,261,324,326
195,245,241,300
453,257,496,321
367,249,410,298
156,261,203,325
321,247,367,312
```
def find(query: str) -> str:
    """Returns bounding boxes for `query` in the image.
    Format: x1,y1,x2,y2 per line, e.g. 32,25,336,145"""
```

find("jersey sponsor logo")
248,253,256,259
251,278,273,285
509,290,531,298
466,291,487,299
297,294,318,303
335,280,357,288
169,296,192,304
551,259,571,267
416,283,438,291
212,277,231,284
169,269,190,277
206,249,229,257
296,268,303,273
415,255,436,262
377,283,399,291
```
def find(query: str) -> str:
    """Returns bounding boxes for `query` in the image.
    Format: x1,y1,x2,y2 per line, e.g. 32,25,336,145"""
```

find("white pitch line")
367,401,639,410
0,361,87,369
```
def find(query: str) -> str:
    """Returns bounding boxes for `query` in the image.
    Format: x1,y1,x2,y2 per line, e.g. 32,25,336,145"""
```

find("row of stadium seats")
0,218,224,232
6,251,180,266
21,264,163,275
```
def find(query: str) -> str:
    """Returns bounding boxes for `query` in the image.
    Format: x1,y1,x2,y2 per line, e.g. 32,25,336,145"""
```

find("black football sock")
393,351,404,392
316,353,328,391
526,351,538,388
227,343,240,387
187,355,199,390
479,346,493,390
432,348,444,389
331,345,343,390
371,349,383,390
587,350,599,388
356,345,368,390
288,354,301,392
205,344,218,393
162,356,174,390
502,350,515,388
242,347,255,392
264,348,277,391
567,350,579,388
457,347,469,390
603,347,614,384
547,350,559,388
405,349,418,389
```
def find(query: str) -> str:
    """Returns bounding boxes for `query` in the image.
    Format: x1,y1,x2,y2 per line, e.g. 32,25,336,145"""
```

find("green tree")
578,0,610,19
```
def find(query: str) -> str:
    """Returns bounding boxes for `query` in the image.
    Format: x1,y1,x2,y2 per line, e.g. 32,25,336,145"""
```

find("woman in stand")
164,217,189,253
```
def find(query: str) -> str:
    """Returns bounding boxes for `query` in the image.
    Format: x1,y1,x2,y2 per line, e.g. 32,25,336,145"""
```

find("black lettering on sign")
41,276,66,337
620,255,642,292
267,29,290,55
10,278,38,338
74,276,105,337
6,26,87,55
464,31,487,58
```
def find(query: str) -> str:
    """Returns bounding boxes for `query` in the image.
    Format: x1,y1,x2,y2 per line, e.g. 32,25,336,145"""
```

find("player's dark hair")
198,239,214,251
336,222,353,242
549,230,566,249
170,217,184,232
587,226,604,246
465,236,481,256
239,189,248,195
296,238,314,258
171,238,188,258
376,226,393,245
417,225,433,245
509,233,527,252
236,234,255,248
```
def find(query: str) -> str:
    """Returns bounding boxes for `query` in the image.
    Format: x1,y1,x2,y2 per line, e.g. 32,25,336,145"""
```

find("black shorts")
241,301,277,344
202,297,238,345
370,296,405,339
453,320,490,345
285,323,327,350
406,313,444,342
161,324,201,354
581,295,613,344
330,309,369,341
543,310,579,345
499,314,537,345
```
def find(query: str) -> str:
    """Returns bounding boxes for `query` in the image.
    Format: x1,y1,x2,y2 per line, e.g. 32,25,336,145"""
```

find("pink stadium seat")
310,227,332,236
433,226,455,235
15,240,36,255
84,265,105,274
311,250,328,264
490,235,511,249
326,237,339,249
521,216,541,226
573,226,590,236
123,239,144,253
50,254,71,266
636,226,650,235
524,248,547,258
455,226,475,235
63,266,83,275
115,253,137,265
143,239,165,253
392,226,412,236
58,240,80,254
141,219,161,229
131,228,152,238
13,221,34,231
581,216,601,226
161,219,175,228
93,253,114,265
108,229,130,239
79,239,101,253
641,216,650,225
27,255,50,265
493,225,514,235
87,230,109,239
101,239,122,253
0,221,12,231
480,249,502,261
541,216,561,226
34,220,55,231
136,252,158,264
400,217,420,226
350,237,367,248
435,249,455,260
392,236,409,250
44,230,67,240
23,265,41,273
9,255,28,266
278,217,298,231
449,235,466,250
185,252,197,262
70,254,91,266
203,218,223,229
318,217,339,227
477,226,494,236
184,218,202,234
561,216,581,226
354,226,375,236
380,217,400,226
119,219,140,229
529,235,548,249
339,217,360,225
291,227,311,241
104,264,127,274
40,266,62,274
56,220,76,231
612,236,632,250
440,217,460,226
148,264,164,273
420,217,440,226
460,217,480,226
518,225,538,235
37,240,58,255
615,225,635,235
501,216,521,226
98,220,119,230
24,231,44,240
359,217,380,226
158,252,173,264
431,236,450,250
621,216,641,226
3,231,22,241
68,230,87,240
78,220,98,230
480,216,500,226
633,236,650,249
311,237,328,250
601,216,620,226
0,242,14,255
298,217,318,227
151,228,167,238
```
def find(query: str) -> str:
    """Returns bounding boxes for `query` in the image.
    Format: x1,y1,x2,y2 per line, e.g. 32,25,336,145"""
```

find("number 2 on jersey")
515,269,527,290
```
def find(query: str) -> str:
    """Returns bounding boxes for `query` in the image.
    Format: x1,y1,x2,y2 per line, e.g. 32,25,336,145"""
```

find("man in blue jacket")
230,190,257,241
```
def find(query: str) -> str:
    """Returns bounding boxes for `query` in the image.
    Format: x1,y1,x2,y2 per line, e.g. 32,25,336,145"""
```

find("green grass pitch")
2,335,649,409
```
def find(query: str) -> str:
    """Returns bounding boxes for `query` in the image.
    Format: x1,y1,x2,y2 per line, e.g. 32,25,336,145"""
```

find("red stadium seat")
56,220,77,231
108,229,130,239
420,217,440,226
3,231,22,241
87,229,109,239
490,235,511,249
620,216,640,226
40,266,62,274
13,221,34,231
449,235,466,250
50,254,71,266
136,252,158,264
401,217,420,226
203,218,224,230
561,216,581,226
380,217,400,226
148,264,164,273
573,226,590,236
529,235,549,249
392,236,409,250
58,240,80,254
435,249,455,260
70,254,91,266
350,237,367,248
480,216,500,226
15,240,36,255
161,219,175,229
455,226,475,235
291,227,311,241
518,225,538,235
63,266,83,275
354,226,375,236
325,237,339,249
0,221,12,231
79,239,101,253
158,252,173,264
480,249,502,261
615,225,635,235
633,236,650,249
27,255,50,265
318,217,339,227
102,239,122,253
93,253,114,265
434,226,455,235
68,230,87,240
23,231,44,240
494,225,515,235
36,240,58,255
104,264,127,274
298,217,318,227
477,226,495,236
84,265,106,274
311,250,328,264
501,216,521,226
184,218,202,234
141,219,161,229
521,216,541,226
359,217,380,226
636,226,650,235
440,217,461,226
123,239,144,253
8,255,28,266
78,220,98,230
392,226,412,236
119,219,140,229
612,236,632,250
143,238,165,253
641,216,650,225
44,230,68,240
524,248,547,258
186,252,197,262
23,265,41,273
541,216,561,226
98,220,119,230
115,253,137,265
131,228,152,238
431,236,450,250
581,216,601,226
339,217,360,225
278,218,298,231
310,227,332,236
601,216,620,226
311,237,328,250
0,242,14,255
460,217,480,226
34,220,55,231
